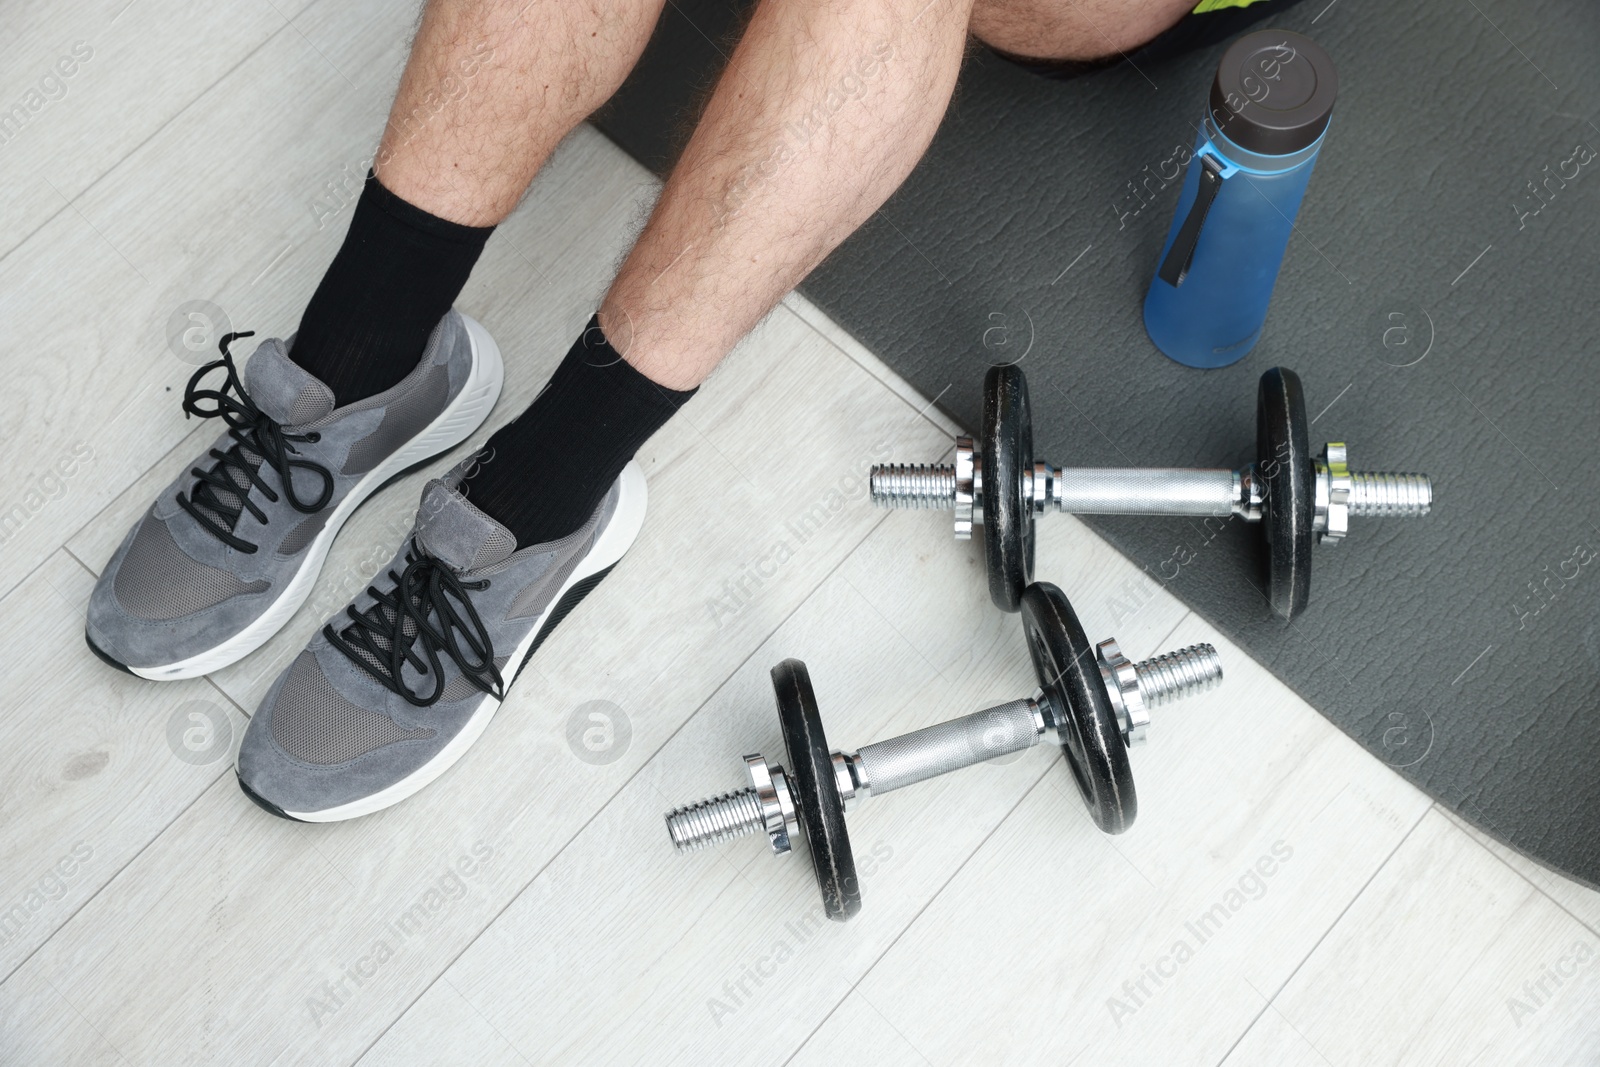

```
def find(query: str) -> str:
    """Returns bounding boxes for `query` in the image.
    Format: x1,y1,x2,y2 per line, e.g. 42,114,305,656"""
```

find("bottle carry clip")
1157,145,1238,288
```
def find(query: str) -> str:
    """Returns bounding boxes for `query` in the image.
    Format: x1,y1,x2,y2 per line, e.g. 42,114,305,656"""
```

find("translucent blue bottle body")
1143,116,1326,368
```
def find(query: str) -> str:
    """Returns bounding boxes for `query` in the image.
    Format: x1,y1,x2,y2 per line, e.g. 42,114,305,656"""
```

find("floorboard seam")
782,301,965,440
780,757,1062,1067
1211,800,1435,1067
0,769,233,989
1438,807,1600,944
0,8,304,275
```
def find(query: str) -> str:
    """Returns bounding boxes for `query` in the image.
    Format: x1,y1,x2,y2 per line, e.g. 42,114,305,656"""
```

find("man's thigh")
970,0,1305,67
968,0,1198,62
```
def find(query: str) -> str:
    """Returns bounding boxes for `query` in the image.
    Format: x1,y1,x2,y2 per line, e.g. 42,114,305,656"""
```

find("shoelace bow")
326,542,505,707
176,331,334,552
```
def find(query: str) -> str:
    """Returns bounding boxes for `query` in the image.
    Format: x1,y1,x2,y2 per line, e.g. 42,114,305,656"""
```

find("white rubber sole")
128,313,505,681
279,460,649,822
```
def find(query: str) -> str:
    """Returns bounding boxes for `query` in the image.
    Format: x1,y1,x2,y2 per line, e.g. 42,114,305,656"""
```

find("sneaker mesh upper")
436,655,511,703
271,651,434,764
275,510,331,557
469,527,517,571
114,517,268,620
287,388,332,426
341,364,449,474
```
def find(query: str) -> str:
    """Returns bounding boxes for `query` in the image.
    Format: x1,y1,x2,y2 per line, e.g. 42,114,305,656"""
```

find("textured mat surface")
592,0,1600,886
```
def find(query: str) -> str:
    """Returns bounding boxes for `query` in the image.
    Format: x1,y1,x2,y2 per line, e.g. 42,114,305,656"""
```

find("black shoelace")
326,542,505,707
176,332,334,553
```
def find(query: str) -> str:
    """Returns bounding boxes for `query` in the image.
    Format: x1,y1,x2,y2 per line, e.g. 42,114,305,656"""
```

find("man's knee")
968,0,1195,62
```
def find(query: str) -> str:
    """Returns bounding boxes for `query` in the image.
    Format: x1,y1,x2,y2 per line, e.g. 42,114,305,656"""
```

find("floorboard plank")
0,964,127,1065
1242,809,1600,1066
0,552,245,980
0,0,313,264
786,991,933,1067
354,979,529,1067
1439,807,1600,939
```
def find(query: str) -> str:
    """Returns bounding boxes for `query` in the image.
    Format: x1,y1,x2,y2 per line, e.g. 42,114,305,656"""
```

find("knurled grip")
1056,468,1237,516
853,698,1040,797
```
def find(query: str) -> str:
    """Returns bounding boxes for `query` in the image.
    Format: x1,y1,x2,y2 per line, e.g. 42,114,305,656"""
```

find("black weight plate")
981,364,1036,613
1256,367,1314,621
770,658,860,921
1020,582,1136,834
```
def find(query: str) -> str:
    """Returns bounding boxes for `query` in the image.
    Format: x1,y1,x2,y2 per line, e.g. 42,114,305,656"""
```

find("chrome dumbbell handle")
843,696,1043,802
842,639,1224,800
1050,467,1242,518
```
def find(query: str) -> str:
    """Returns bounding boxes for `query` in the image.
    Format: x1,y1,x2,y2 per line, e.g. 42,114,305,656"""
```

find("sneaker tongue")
413,479,517,573
243,338,336,426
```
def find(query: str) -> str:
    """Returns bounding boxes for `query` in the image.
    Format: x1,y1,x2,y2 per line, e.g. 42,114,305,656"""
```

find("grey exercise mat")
592,0,1600,887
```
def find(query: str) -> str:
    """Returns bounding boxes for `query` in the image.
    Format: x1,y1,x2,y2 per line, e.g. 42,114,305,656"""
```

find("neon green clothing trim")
1191,0,1272,12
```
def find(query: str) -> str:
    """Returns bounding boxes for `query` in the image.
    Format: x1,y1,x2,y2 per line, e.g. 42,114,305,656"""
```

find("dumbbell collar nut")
954,438,977,539
1095,639,1151,746
1313,443,1351,545
954,436,1065,539
746,754,799,856
832,752,863,813
1235,466,1264,522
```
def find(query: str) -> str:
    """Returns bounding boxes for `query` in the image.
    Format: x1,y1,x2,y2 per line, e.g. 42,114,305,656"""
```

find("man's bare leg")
599,0,977,391
374,0,667,227
286,0,663,403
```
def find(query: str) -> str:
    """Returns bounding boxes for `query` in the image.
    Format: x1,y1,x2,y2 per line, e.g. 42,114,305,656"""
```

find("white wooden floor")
3,2,1598,1064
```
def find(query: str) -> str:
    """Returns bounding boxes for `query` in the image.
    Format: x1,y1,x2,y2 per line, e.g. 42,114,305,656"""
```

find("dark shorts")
989,0,1313,80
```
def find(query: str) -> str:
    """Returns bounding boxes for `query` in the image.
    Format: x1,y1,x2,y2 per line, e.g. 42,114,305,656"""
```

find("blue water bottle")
1144,29,1338,368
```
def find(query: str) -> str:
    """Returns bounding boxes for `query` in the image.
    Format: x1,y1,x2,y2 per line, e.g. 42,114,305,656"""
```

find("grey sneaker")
234,459,648,821
86,310,503,680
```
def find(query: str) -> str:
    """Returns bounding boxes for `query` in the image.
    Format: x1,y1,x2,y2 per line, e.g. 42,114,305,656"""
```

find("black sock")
462,316,696,546
291,172,494,405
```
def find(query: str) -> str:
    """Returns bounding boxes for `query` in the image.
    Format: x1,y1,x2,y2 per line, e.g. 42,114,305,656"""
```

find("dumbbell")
870,365,1433,620
662,582,1221,921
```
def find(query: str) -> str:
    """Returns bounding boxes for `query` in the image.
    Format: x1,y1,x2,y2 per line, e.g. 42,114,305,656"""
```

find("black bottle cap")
1209,29,1337,156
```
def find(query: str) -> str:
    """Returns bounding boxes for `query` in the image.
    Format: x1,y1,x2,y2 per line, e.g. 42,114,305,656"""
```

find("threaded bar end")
665,787,765,853
870,464,957,509
1349,472,1432,517
1134,644,1223,707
